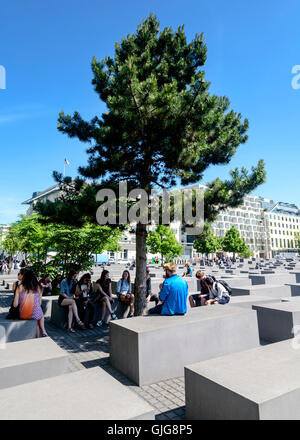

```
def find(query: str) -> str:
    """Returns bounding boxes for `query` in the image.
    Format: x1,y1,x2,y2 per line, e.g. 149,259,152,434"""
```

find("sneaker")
128,313,134,318
111,313,118,320
96,320,103,327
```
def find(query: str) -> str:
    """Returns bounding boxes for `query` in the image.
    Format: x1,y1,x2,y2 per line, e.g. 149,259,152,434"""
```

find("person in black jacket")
145,268,159,305
189,270,211,308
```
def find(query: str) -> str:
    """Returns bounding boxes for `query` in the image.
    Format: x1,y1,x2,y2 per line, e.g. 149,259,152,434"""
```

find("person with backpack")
189,271,211,307
204,277,231,305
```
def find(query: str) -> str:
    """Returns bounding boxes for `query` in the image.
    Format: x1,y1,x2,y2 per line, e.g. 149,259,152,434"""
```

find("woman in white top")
116,270,134,317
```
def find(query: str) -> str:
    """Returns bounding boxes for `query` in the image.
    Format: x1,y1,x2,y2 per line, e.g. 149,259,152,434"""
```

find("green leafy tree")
222,226,249,257
47,223,121,276
193,224,222,255
2,225,20,268
238,245,254,259
294,232,300,254
13,215,50,262
3,215,121,277
146,225,182,264
36,14,266,315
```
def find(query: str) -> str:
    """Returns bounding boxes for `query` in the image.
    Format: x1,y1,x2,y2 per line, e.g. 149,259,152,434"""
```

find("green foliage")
146,225,183,263
193,224,223,255
37,13,266,226
3,215,49,262
2,227,19,257
295,232,300,254
47,223,121,276
222,226,249,255
29,261,61,279
56,14,264,197
2,215,121,277
238,246,254,258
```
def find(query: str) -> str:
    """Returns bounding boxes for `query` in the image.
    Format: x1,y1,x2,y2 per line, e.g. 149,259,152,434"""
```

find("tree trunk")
134,222,147,316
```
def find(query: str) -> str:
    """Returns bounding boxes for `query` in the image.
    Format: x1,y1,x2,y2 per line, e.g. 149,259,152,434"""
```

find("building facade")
22,184,300,260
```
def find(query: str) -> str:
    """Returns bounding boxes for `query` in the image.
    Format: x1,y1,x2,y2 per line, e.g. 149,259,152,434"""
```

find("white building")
22,184,300,261
22,185,60,215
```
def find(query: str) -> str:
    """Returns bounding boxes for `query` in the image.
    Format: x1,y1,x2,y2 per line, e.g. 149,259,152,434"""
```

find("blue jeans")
216,296,230,305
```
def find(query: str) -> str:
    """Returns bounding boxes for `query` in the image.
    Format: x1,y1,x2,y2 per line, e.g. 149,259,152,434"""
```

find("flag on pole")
64,158,70,165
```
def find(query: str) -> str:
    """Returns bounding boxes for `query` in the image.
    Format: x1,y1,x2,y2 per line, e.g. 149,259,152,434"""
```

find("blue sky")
0,0,300,224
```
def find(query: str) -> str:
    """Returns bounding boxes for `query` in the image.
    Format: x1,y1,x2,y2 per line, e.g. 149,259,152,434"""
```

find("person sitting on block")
149,262,188,316
189,270,211,308
204,277,231,306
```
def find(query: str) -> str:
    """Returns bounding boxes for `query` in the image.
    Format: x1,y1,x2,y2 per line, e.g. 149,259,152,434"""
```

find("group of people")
0,259,27,274
6,261,231,337
198,256,237,268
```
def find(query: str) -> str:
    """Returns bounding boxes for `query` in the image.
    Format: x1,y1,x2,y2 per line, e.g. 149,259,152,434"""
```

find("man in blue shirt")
149,263,189,316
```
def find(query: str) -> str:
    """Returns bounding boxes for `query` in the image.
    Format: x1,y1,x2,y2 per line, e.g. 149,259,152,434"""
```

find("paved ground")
0,287,185,420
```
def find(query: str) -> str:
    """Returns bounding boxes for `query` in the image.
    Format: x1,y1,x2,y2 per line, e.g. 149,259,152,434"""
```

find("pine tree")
37,14,266,315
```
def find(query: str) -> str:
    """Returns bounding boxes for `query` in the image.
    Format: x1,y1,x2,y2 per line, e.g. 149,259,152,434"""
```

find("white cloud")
0,104,46,125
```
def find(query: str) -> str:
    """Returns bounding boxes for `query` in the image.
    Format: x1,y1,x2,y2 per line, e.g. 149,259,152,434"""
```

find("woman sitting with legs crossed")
58,269,86,332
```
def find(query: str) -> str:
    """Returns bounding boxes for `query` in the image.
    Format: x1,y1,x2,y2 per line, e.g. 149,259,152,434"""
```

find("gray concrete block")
0,337,69,390
231,284,292,298
185,340,300,420
41,296,59,318
219,277,252,288
0,367,155,420
228,295,279,309
0,318,36,343
50,301,68,329
249,273,297,285
253,302,300,342
110,306,260,386
290,273,300,283
285,284,300,297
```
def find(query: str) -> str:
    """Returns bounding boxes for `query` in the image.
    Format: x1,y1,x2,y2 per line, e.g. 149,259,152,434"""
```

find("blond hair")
163,262,176,273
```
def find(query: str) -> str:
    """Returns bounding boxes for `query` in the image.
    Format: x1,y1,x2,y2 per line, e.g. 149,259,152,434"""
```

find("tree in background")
193,224,223,256
2,225,20,269
47,223,121,276
2,215,121,277
10,215,50,263
294,232,300,255
222,226,251,257
238,245,254,259
36,14,266,315
146,225,183,264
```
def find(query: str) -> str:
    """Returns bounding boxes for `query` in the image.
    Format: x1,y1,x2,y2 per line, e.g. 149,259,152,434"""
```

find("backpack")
217,280,232,296
208,275,232,295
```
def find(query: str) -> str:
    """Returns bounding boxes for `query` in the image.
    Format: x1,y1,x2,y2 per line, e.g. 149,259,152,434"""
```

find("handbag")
6,303,20,320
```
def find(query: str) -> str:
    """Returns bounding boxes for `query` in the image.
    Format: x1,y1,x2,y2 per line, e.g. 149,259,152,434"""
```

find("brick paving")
0,287,186,420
